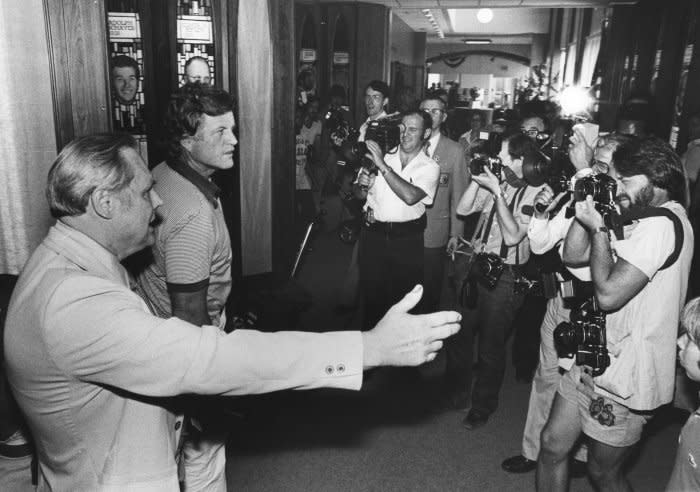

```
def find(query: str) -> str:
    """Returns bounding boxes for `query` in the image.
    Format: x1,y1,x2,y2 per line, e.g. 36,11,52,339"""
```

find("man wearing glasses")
354,111,440,330
418,96,470,312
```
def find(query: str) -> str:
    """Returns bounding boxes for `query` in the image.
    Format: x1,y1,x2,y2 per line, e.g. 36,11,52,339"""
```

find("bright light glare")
559,86,593,116
477,8,493,24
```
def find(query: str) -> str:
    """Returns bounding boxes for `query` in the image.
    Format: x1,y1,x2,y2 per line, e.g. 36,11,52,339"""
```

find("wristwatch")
593,226,609,235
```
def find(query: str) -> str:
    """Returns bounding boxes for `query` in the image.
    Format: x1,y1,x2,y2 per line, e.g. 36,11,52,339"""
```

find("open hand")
362,285,461,369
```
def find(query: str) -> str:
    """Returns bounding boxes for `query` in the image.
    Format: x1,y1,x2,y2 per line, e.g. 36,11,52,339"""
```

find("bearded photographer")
536,137,693,491
445,133,544,428
354,111,439,331
503,131,637,476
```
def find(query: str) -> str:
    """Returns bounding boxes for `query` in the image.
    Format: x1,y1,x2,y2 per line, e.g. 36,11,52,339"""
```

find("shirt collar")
427,132,441,158
166,156,221,208
365,111,387,124
45,221,130,287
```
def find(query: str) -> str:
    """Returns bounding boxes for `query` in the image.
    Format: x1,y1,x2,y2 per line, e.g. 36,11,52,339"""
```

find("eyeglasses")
588,396,616,426
422,108,444,116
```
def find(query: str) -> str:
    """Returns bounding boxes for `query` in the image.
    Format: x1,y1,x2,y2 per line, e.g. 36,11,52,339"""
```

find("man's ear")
180,137,195,153
90,188,116,219
423,127,432,141
383,98,389,109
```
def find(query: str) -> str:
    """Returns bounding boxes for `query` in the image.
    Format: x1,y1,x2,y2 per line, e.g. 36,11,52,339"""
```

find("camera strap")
616,207,685,270
498,186,528,264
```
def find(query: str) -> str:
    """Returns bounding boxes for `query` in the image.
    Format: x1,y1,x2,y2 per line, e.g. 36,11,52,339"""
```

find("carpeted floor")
225,220,686,492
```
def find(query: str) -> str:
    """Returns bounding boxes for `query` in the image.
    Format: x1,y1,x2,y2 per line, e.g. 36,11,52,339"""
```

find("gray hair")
46,133,138,218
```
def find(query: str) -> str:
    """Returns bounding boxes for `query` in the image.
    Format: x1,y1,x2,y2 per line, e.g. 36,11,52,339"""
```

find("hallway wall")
0,0,57,274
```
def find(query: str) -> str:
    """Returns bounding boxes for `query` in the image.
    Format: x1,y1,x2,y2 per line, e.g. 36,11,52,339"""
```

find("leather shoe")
501,455,536,473
462,409,489,430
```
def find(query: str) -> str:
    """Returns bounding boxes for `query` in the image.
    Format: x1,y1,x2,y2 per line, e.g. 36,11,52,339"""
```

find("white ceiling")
315,1,636,44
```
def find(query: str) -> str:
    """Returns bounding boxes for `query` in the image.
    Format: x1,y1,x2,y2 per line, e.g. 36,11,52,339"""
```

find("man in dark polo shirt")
137,83,237,491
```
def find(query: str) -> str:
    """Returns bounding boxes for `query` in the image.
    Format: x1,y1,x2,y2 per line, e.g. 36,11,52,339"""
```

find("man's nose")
150,189,163,209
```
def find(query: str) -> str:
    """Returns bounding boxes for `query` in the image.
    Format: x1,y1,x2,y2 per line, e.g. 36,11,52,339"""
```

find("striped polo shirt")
137,159,232,328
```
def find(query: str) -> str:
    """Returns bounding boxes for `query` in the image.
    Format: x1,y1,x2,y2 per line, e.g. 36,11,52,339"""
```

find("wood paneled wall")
353,4,391,124
44,0,111,149
269,0,297,274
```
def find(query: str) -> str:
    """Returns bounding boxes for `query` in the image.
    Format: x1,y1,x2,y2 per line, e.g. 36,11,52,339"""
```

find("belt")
365,214,426,236
0,442,33,458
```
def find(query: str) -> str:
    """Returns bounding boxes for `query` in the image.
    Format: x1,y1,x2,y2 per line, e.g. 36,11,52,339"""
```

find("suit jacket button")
337,364,345,373
325,365,334,375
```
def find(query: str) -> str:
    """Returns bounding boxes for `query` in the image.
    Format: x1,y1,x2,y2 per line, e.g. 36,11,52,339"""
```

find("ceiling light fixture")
476,8,494,24
422,8,444,39
464,39,492,45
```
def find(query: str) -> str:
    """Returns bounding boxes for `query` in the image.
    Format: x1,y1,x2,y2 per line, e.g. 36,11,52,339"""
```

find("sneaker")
501,455,537,473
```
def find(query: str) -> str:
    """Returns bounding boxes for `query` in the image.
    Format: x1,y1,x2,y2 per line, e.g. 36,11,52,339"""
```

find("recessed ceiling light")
464,39,492,45
477,8,494,24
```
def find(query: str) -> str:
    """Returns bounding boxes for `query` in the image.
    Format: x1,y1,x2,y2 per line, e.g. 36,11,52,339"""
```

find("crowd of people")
293,79,700,491
2,63,700,492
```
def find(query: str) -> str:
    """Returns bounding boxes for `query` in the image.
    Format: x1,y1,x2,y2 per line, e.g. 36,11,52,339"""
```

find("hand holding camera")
574,195,606,232
472,165,502,196
364,140,385,169
356,167,376,190
533,184,569,219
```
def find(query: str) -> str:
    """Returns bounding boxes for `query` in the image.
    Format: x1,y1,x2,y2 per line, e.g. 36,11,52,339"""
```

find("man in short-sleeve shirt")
137,83,239,491
537,138,693,491
354,111,439,330
447,133,544,428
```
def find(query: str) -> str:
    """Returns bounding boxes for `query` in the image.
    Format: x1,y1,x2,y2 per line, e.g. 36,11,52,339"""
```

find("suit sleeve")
450,144,470,237
45,277,363,396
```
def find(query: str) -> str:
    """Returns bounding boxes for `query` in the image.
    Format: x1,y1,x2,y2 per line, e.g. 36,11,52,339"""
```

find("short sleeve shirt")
594,202,693,410
364,149,440,222
666,409,700,491
137,162,232,327
470,182,543,265
296,121,322,190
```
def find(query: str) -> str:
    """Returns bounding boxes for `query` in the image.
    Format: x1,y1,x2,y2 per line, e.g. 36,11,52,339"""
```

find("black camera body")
470,155,503,179
469,132,504,180
553,298,610,376
329,112,403,172
472,252,505,289
570,173,619,228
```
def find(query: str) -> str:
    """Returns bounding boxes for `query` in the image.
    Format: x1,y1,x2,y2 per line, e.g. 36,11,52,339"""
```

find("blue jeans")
445,266,525,415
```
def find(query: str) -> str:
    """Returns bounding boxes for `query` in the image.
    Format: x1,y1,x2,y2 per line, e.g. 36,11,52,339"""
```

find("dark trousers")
359,227,424,331
295,189,316,225
445,267,525,415
422,246,447,313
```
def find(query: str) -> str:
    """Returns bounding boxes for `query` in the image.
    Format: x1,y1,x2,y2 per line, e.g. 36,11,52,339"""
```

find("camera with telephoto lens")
470,132,504,181
553,298,610,376
327,110,403,172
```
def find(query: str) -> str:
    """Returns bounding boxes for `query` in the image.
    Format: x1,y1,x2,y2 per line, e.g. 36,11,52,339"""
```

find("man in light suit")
419,95,470,312
3,133,461,491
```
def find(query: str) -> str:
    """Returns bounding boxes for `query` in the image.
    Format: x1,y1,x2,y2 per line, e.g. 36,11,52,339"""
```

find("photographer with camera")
502,132,636,475
354,111,439,331
445,133,544,428
536,137,693,491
